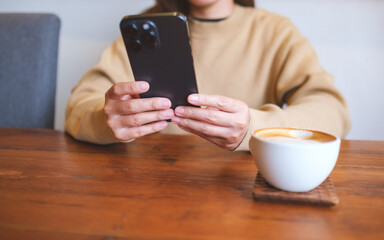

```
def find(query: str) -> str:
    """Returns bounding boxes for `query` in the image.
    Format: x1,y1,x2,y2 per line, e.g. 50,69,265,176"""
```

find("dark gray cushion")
0,13,60,129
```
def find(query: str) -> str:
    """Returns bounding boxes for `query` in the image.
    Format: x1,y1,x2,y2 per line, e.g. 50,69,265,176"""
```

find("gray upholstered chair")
0,13,60,129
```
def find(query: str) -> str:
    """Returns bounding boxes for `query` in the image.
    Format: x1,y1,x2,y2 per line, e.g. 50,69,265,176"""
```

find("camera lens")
126,24,138,37
140,31,156,45
128,39,142,53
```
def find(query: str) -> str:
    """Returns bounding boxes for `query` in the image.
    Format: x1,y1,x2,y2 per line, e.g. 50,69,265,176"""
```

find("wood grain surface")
0,128,383,240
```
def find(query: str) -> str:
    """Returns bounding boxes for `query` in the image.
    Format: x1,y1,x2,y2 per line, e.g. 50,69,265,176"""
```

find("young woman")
65,0,351,150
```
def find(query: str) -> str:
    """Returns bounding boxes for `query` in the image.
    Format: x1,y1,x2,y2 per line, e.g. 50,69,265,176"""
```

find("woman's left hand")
171,94,250,150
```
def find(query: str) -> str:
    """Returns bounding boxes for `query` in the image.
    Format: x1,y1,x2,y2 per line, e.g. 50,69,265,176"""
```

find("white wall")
1,0,383,140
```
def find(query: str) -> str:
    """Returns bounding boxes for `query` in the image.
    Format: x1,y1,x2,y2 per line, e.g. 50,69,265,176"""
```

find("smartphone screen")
120,12,198,109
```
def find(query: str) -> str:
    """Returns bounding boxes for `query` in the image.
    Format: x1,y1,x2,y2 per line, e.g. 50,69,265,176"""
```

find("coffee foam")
255,128,335,144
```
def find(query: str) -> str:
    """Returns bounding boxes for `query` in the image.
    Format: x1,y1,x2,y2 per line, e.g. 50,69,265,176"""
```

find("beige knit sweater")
65,4,351,151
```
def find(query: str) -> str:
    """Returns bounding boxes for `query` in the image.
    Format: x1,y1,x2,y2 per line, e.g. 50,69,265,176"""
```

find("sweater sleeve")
65,37,134,144
235,19,351,151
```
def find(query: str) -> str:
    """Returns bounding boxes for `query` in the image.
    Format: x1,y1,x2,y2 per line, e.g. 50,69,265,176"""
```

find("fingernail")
175,107,184,115
164,109,174,118
139,82,149,91
171,117,181,124
189,94,198,102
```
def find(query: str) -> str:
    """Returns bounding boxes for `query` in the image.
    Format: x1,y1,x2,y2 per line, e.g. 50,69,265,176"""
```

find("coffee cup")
249,128,341,192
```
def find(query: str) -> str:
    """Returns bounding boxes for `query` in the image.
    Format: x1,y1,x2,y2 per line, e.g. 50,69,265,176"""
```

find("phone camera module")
142,23,150,30
128,39,142,53
140,31,156,45
126,24,138,37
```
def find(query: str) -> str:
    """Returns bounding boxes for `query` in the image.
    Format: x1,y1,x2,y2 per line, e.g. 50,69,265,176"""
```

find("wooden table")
0,128,383,240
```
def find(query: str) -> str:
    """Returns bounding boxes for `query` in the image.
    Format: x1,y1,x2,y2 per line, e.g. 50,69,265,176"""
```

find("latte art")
261,136,322,144
255,128,335,144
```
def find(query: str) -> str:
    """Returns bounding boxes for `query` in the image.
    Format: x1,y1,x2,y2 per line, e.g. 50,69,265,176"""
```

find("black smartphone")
120,12,198,109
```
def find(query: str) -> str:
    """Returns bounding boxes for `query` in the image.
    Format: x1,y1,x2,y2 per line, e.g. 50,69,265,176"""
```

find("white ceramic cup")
249,128,341,192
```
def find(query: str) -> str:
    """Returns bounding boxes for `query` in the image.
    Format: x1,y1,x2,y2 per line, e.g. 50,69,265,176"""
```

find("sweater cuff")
67,97,125,144
88,98,121,144
234,105,284,151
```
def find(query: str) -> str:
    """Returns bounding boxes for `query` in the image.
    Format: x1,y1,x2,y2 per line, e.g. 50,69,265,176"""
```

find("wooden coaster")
252,172,339,207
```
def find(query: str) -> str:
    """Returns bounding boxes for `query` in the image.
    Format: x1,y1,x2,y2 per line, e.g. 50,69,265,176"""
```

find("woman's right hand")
104,81,174,142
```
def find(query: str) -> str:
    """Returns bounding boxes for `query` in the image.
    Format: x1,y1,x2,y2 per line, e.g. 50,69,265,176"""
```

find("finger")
177,124,222,143
188,94,243,113
175,106,234,127
110,97,172,115
172,117,230,139
116,109,174,128
114,121,168,141
177,124,236,150
107,81,149,100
